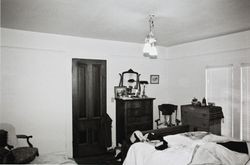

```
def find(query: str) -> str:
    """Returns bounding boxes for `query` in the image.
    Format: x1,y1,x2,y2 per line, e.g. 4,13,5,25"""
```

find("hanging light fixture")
143,14,158,58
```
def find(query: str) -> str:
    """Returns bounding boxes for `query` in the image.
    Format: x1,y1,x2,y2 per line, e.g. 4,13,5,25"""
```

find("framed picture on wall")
114,86,127,98
150,75,159,84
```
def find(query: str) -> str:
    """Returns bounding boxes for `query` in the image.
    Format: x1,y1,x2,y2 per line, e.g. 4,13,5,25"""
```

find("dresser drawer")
182,109,209,119
126,101,143,109
127,115,152,124
127,107,151,117
182,117,209,127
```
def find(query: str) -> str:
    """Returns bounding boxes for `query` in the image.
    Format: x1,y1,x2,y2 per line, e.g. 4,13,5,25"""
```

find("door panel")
72,59,106,158
92,64,101,117
78,64,87,118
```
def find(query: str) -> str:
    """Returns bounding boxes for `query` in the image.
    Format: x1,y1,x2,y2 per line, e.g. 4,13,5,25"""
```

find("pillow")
202,133,233,143
164,134,194,147
182,131,208,140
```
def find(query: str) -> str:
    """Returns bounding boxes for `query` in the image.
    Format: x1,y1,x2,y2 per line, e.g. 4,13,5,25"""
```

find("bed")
123,126,250,165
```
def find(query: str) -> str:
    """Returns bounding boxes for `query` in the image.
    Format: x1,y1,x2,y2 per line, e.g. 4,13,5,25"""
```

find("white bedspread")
189,142,249,165
123,132,250,165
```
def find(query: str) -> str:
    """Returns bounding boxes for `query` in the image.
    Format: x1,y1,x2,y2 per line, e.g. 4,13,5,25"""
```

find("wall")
0,53,2,122
0,28,168,156
1,27,249,156
165,30,250,138
0,27,2,122
0,0,2,122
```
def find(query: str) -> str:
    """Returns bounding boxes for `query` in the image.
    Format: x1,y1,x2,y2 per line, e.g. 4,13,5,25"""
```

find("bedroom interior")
0,0,250,164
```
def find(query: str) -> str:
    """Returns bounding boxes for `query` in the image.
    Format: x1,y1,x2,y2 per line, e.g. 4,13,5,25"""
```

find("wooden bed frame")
121,125,190,161
142,125,189,136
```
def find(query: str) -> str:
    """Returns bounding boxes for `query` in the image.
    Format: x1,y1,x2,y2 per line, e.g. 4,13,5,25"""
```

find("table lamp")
139,80,149,98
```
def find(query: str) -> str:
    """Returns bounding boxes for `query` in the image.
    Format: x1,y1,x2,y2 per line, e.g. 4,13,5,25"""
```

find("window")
206,65,233,137
241,64,250,140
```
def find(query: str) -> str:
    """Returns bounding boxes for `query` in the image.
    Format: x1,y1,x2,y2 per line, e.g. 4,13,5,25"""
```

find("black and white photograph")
114,86,127,98
1,0,250,165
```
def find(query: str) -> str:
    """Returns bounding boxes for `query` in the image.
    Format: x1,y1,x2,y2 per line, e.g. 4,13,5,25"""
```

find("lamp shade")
143,42,151,54
148,37,156,44
149,45,158,57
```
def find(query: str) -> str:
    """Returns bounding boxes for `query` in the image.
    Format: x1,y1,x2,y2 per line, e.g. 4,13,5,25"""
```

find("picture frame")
150,75,159,84
114,86,127,98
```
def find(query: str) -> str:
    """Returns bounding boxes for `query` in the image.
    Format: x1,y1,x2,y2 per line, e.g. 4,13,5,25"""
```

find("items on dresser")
181,104,224,135
139,81,149,98
191,97,207,107
116,97,155,145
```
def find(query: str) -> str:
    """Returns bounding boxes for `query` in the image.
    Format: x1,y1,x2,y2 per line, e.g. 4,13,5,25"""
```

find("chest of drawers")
116,98,155,144
181,104,223,135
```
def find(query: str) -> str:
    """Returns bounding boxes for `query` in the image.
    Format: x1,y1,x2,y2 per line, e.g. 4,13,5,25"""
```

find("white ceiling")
1,0,250,46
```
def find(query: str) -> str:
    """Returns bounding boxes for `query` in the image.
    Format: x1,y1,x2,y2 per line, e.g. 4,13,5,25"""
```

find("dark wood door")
72,59,106,158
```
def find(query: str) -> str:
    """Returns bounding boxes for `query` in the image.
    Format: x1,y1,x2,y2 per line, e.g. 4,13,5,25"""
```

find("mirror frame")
119,69,141,94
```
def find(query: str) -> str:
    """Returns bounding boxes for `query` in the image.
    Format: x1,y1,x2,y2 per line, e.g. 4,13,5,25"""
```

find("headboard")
142,125,189,136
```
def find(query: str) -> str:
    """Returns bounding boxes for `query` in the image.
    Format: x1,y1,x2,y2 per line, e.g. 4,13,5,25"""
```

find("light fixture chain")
149,15,154,34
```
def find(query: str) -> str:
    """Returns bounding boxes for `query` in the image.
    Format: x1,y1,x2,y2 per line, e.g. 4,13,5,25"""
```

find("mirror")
119,69,141,96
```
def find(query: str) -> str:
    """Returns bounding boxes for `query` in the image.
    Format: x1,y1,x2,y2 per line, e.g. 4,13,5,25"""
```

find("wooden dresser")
181,104,223,135
116,97,155,145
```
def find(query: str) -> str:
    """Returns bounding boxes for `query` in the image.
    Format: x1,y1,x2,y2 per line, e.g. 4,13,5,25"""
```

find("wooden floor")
74,152,122,165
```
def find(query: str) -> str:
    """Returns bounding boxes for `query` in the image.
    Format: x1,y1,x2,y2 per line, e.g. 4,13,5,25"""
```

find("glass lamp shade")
143,42,151,54
143,33,157,58
148,37,156,44
149,45,158,57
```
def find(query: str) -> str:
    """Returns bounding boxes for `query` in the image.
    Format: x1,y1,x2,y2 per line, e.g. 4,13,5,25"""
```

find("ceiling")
1,0,250,47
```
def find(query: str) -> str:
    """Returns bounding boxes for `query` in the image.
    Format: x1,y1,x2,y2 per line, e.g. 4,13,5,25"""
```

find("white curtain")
241,64,250,140
206,65,233,137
